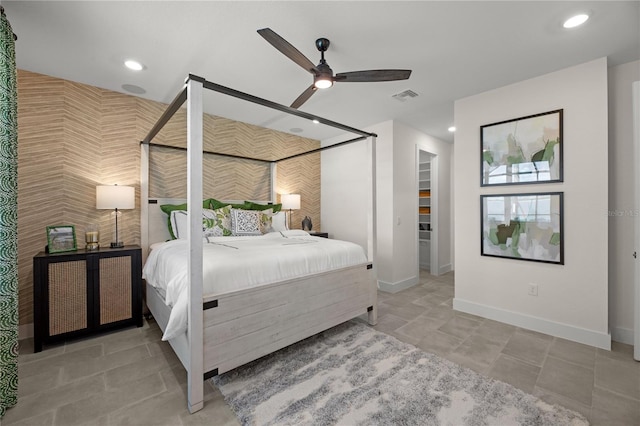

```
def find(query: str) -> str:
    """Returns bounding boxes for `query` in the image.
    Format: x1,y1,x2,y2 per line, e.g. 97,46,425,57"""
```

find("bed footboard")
201,262,376,377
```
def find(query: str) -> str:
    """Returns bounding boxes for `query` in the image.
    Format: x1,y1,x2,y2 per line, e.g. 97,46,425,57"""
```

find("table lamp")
281,193,300,230
96,184,135,248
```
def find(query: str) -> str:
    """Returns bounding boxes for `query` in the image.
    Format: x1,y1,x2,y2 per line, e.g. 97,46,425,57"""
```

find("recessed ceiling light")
124,59,144,71
563,14,589,29
312,119,320,124
448,126,456,132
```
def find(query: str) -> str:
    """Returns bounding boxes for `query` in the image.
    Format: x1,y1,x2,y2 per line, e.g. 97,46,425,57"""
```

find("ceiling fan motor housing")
315,38,330,52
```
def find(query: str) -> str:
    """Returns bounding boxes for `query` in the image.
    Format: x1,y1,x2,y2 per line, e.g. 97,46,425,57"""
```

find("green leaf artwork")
481,110,562,186
481,193,563,264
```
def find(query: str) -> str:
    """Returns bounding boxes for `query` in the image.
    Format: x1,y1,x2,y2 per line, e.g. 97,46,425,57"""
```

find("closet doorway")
418,148,438,276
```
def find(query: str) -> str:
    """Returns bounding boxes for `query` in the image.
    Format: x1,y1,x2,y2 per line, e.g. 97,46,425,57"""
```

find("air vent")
392,89,419,102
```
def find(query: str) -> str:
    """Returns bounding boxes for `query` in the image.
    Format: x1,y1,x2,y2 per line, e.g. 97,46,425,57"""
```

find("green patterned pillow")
202,206,232,237
170,206,232,239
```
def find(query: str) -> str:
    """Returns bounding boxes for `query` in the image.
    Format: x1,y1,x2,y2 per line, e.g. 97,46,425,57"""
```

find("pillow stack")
160,199,287,240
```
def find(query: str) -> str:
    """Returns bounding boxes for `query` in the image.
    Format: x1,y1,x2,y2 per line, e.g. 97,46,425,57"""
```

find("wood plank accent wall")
17,70,321,325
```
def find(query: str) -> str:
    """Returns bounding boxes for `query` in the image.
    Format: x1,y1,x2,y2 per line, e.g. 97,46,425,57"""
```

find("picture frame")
46,225,77,253
481,109,563,186
481,192,563,264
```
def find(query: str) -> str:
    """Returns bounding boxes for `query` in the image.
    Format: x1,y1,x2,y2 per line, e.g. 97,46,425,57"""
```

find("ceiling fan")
257,28,412,109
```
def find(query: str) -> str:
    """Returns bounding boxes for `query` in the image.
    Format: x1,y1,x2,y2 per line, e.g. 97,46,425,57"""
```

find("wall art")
481,109,562,186
46,225,77,253
481,192,563,264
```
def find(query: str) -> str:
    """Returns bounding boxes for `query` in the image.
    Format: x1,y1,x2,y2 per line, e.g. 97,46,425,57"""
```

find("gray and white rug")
212,321,588,426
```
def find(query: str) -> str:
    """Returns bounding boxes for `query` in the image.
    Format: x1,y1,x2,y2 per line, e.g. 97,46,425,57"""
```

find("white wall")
320,122,393,260
608,59,640,344
453,58,610,349
321,120,452,292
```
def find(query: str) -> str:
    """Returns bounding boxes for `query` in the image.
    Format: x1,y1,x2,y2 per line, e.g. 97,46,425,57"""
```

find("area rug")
212,321,588,426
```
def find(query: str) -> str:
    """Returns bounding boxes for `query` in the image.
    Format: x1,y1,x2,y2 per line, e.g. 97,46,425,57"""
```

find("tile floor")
4,271,640,425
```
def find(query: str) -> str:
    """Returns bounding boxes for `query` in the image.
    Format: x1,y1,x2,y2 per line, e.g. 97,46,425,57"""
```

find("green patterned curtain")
0,5,18,418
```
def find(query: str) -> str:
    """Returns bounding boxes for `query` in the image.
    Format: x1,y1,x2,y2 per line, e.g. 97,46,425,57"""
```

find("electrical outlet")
528,283,538,296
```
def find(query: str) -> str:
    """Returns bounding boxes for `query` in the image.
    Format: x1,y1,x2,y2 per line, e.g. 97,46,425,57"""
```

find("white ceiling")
4,1,639,142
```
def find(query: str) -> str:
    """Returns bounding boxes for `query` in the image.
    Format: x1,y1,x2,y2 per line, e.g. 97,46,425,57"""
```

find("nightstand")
33,245,142,352
308,231,329,238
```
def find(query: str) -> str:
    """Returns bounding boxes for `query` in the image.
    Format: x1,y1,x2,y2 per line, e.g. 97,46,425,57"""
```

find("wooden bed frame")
140,75,378,413
144,198,377,376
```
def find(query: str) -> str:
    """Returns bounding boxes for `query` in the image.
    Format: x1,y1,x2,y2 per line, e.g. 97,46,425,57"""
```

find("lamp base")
110,242,124,248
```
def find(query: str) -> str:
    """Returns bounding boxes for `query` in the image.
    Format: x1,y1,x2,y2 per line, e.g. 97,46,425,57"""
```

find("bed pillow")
230,208,262,236
203,206,233,237
259,209,288,233
160,199,214,239
244,201,283,213
271,211,288,232
171,206,232,239
210,198,246,210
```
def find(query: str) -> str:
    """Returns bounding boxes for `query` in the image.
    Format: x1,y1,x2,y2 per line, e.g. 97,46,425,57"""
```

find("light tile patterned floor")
5,271,640,425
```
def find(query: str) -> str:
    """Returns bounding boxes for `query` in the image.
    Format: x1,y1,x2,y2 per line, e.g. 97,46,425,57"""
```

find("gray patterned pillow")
231,208,262,236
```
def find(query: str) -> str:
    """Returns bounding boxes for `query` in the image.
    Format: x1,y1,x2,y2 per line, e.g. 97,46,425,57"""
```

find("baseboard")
439,263,452,275
19,322,34,340
378,276,419,294
610,326,634,345
453,298,611,350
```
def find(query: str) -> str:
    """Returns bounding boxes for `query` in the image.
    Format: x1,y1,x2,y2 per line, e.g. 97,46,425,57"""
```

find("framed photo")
481,109,563,186
46,225,77,253
481,192,563,264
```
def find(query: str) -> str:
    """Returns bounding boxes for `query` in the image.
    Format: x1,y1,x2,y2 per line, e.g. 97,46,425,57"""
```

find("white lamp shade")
281,193,300,210
96,185,135,210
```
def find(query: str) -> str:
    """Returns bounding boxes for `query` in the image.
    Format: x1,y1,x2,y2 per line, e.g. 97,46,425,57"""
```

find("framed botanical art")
481,192,563,264
46,225,77,253
481,109,563,186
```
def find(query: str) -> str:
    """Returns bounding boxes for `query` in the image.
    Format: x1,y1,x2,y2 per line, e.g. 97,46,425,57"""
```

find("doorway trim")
416,146,439,276
633,80,639,361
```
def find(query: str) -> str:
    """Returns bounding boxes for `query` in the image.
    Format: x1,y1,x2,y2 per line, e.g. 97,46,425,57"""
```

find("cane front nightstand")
33,245,142,352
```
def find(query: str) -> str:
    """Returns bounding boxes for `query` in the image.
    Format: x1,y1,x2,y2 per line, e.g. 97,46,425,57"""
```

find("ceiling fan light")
314,77,333,89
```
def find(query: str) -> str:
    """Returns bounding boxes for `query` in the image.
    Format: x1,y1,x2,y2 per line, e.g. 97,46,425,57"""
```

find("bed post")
186,75,205,413
140,142,150,263
367,135,378,326
270,162,277,203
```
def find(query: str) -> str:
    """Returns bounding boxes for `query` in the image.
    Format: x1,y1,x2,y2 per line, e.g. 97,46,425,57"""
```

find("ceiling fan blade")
258,28,318,74
290,84,317,109
335,69,412,82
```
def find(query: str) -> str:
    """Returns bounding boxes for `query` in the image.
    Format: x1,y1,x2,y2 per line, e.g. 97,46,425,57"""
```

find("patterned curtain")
0,5,18,418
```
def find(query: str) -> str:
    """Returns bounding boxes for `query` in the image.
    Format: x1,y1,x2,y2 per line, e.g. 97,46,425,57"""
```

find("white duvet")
142,230,368,340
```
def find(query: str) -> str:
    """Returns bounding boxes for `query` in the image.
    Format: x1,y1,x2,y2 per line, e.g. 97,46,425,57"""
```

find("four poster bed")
140,74,378,413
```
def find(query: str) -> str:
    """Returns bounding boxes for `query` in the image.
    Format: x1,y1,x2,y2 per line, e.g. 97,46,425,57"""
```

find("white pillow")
230,208,262,236
271,211,288,232
169,210,188,239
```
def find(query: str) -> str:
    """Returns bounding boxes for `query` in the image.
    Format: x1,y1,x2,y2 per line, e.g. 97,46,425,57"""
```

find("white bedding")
142,230,368,340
